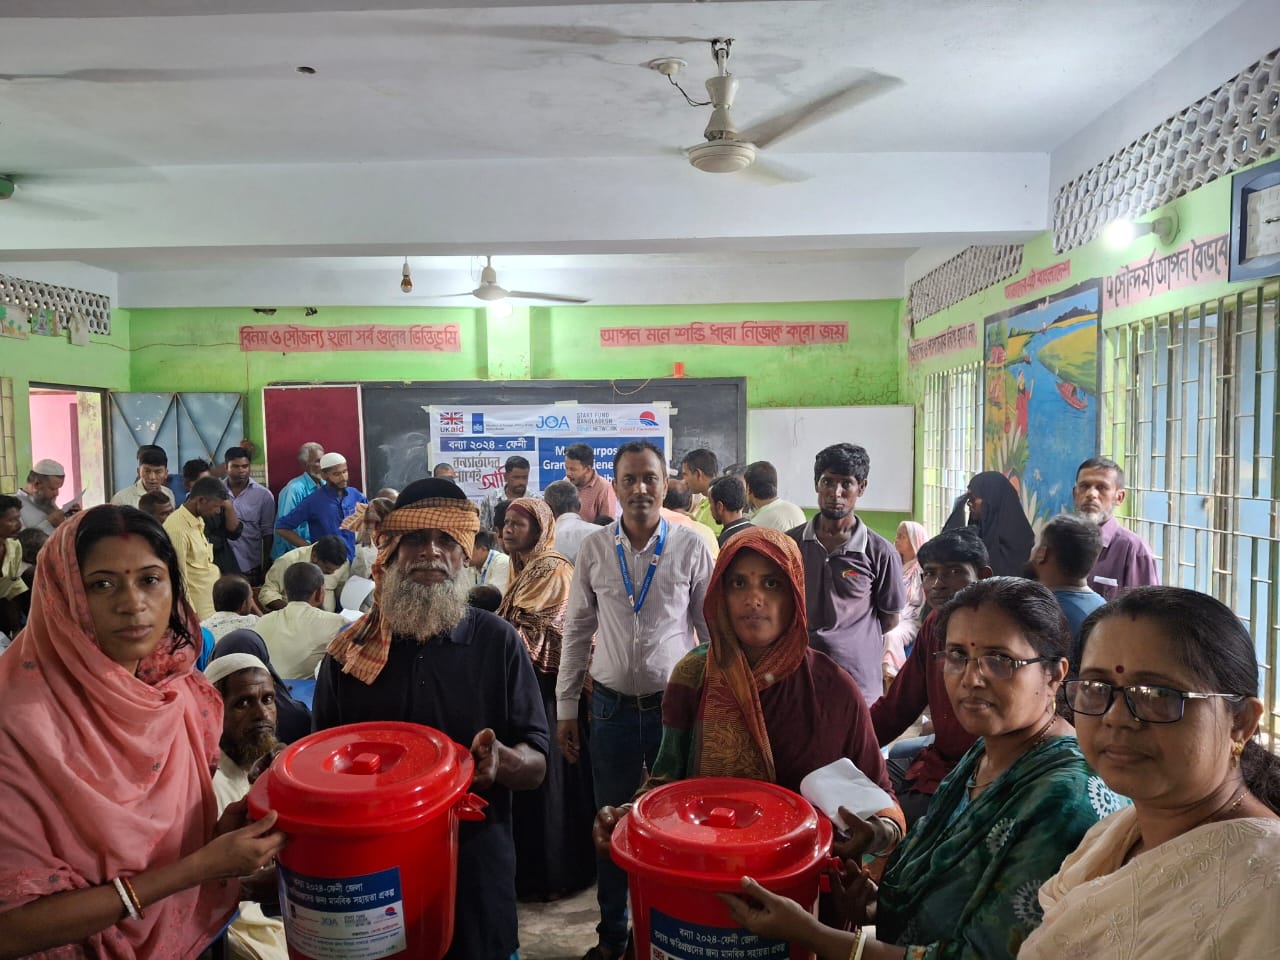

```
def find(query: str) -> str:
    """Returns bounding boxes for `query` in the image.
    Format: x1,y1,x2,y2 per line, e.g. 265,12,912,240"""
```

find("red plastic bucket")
247,721,486,960
611,777,834,960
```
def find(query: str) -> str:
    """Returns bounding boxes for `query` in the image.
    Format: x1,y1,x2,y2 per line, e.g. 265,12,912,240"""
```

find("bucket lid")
611,777,832,885
248,721,473,829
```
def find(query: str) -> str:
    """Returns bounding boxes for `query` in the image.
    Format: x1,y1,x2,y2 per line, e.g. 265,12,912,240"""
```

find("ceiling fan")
425,256,590,304
0,173,98,220
660,39,903,185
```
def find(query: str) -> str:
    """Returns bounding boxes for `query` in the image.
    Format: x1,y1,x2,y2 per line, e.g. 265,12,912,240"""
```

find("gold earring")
1230,741,1245,768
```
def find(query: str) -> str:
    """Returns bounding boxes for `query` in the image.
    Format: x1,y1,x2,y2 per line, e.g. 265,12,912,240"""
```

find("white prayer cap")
318,452,347,470
204,652,270,686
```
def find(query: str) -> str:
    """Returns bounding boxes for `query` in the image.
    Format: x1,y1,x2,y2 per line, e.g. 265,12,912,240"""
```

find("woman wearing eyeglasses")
723,577,1125,959
1020,586,1280,958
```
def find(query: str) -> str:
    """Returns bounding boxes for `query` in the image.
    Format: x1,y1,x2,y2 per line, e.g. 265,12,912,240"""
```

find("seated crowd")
0,441,1277,960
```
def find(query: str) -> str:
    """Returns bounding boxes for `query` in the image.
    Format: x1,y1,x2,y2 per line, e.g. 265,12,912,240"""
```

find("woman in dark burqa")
210,629,313,743
943,471,1035,576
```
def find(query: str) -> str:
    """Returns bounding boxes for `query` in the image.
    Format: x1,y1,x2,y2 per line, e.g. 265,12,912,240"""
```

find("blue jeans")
590,682,664,953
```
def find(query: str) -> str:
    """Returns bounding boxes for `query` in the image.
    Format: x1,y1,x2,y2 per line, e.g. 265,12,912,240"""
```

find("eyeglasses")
1064,679,1244,724
932,648,1052,680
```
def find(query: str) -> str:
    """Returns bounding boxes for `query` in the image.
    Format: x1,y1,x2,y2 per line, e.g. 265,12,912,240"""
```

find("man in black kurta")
314,478,548,960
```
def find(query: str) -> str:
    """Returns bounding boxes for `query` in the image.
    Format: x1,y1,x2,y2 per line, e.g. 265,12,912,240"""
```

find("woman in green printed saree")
722,577,1127,960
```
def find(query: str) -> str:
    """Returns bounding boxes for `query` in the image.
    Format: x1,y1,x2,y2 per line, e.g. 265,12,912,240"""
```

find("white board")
747,406,915,512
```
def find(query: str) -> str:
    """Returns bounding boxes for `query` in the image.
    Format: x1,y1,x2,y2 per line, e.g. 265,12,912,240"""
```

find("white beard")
380,563,469,642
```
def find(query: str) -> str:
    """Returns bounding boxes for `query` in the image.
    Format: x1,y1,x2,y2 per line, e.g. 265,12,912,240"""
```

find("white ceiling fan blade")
739,156,810,186
349,19,704,46
0,67,259,83
740,71,903,150
0,196,98,221
507,290,591,304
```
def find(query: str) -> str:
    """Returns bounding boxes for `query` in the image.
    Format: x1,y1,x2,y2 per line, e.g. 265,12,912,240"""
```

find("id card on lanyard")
478,549,496,585
615,518,667,645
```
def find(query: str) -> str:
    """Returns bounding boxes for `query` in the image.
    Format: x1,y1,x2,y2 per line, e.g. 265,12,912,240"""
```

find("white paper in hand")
799,757,894,831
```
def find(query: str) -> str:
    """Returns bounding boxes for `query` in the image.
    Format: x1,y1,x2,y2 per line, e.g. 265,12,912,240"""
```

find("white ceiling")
0,0,1266,306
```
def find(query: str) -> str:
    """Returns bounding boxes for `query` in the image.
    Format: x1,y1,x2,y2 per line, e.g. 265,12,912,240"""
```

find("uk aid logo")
438,411,465,435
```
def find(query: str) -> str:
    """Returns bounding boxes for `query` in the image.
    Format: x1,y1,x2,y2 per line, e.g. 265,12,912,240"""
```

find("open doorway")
28,385,108,509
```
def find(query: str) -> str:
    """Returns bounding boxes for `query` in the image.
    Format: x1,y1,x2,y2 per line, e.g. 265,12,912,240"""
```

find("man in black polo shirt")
314,478,547,960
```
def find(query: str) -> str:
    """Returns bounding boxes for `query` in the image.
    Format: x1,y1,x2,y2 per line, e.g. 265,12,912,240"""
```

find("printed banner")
983,281,1101,526
1004,260,1072,299
1102,233,1230,311
600,320,847,348
429,404,668,502
907,321,978,364
239,323,460,353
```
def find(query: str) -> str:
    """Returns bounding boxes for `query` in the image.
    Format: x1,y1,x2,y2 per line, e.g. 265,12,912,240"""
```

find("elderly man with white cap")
16,460,80,535
204,652,289,960
273,451,367,561
314,477,548,960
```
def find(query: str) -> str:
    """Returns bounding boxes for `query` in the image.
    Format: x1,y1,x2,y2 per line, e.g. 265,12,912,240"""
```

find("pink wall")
28,392,81,498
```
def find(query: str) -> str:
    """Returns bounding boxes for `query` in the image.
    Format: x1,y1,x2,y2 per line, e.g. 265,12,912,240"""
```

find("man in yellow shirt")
680,448,723,534
163,476,228,620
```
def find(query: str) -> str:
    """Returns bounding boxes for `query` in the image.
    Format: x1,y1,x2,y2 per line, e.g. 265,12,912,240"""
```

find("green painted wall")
124,298,908,537
1,308,132,478
899,162,1271,515
128,306,484,448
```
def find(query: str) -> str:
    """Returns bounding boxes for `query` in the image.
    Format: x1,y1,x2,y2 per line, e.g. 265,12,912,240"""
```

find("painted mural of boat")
1056,379,1088,411
1037,318,1097,414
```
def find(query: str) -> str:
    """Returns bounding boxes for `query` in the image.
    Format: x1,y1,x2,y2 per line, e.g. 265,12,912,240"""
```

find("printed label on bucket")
648,909,789,960
278,864,407,960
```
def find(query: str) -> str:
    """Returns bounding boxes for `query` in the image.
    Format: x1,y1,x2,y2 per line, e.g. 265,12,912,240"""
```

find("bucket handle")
456,793,488,822
817,855,844,894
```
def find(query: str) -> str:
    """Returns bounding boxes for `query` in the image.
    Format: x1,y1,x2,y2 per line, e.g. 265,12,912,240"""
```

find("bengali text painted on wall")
239,323,461,353
1102,234,1230,312
599,320,848,348
1004,260,1072,300
907,321,978,364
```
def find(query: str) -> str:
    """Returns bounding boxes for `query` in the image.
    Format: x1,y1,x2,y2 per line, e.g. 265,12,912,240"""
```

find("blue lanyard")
615,518,667,616
479,550,495,584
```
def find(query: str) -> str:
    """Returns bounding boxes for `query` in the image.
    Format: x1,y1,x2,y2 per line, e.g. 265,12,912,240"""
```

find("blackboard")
360,379,747,493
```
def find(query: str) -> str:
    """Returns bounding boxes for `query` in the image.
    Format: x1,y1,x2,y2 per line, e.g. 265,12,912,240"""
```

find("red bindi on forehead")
1115,665,1125,674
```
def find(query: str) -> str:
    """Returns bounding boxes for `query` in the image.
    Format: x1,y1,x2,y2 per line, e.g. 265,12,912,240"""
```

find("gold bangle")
120,876,145,920
849,927,867,960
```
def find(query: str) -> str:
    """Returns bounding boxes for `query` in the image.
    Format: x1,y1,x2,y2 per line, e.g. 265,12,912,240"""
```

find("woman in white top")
1022,586,1280,958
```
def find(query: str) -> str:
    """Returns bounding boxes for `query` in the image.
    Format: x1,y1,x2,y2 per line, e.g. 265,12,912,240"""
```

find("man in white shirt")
201,574,260,641
556,441,713,960
205,654,288,960
16,460,79,534
259,535,350,612
256,562,348,679
744,460,806,531
469,530,511,597
111,444,176,509
542,479,595,564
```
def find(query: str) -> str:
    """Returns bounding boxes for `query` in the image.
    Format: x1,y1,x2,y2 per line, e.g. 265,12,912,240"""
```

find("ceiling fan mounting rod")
710,38,732,75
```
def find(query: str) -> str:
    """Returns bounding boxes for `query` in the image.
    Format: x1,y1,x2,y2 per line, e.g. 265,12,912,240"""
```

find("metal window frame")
1103,280,1280,741
922,361,983,535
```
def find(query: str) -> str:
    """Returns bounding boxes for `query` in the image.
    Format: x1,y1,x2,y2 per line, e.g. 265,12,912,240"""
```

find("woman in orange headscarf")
0,505,285,960
594,528,904,857
498,497,596,900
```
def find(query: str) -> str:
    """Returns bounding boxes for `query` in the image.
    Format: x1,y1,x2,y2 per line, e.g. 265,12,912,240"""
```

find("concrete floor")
517,886,600,960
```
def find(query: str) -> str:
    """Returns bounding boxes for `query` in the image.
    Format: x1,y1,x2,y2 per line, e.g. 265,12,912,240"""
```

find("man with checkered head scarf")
314,478,548,960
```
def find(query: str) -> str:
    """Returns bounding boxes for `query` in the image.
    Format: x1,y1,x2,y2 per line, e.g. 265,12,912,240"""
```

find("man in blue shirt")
275,451,367,560
1026,513,1105,658
270,441,324,560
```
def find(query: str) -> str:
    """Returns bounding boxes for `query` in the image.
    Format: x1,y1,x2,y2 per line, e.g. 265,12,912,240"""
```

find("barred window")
921,362,982,537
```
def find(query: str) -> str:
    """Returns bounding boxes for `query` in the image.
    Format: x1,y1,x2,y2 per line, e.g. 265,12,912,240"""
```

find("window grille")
922,362,983,536
1103,280,1280,739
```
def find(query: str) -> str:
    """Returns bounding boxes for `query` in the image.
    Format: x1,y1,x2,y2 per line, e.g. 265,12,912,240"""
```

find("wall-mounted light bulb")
400,258,413,293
